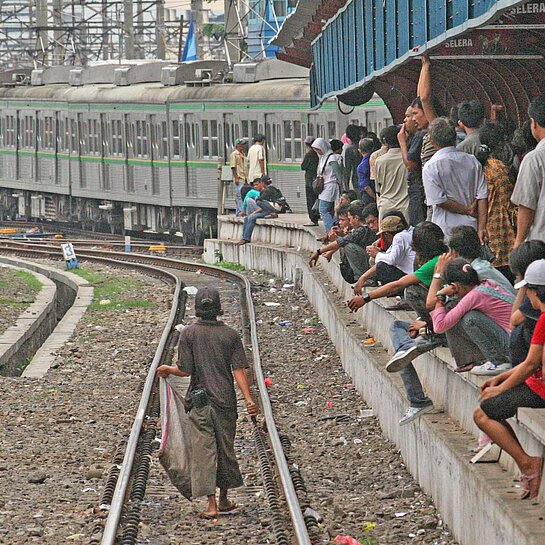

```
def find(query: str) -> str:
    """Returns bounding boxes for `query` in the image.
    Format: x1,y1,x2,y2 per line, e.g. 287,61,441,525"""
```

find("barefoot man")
157,286,258,519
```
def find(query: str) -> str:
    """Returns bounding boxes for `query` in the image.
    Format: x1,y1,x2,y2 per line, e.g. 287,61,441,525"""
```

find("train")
0,59,392,244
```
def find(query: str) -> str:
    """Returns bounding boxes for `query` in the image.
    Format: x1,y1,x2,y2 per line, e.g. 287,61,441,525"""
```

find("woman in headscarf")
312,138,342,234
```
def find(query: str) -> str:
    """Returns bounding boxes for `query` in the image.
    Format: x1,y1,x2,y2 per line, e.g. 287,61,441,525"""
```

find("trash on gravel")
175,324,186,332
264,377,273,387
353,438,363,445
283,283,294,288
395,512,408,517
362,522,377,532
361,337,376,347
302,327,316,333
278,321,292,326
99,299,111,305
318,414,349,422
304,316,319,325
264,302,281,307
325,401,334,407
333,535,364,545
360,409,374,418
183,286,198,295
269,288,277,292
314,355,329,361
81,487,96,493
304,507,323,523
195,269,202,274
296,384,304,389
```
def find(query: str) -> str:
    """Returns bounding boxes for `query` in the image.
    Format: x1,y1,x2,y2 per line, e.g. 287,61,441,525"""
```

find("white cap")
514,259,545,289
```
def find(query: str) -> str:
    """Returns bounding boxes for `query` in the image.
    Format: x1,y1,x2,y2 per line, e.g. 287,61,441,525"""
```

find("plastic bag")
159,375,193,500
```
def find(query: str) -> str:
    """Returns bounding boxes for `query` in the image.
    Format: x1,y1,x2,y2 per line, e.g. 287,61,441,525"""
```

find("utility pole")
124,0,135,59
52,0,64,64
191,0,204,60
35,0,49,66
224,0,241,66
156,0,166,60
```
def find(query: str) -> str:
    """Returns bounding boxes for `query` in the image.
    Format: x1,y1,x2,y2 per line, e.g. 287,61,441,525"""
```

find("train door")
108,112,127,196
223,113,237,206
3,109,18,182
183,113,199,200
81,113,102,194
149,113,161,200
18,110,36,184
169,111,186,205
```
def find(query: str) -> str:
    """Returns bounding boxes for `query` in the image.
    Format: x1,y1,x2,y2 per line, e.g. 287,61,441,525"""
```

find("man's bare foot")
218,500,238,513
198,509,218,520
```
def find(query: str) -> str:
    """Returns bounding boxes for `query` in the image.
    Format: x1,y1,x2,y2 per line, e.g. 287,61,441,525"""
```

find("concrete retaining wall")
204,235,545,545
0,257,93,378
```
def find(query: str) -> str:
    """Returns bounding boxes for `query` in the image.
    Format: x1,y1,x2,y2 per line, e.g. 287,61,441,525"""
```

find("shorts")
480,383,545,421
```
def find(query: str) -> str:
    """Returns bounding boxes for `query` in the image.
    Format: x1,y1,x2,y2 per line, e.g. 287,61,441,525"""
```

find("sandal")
454,363,475,373
520,458,544,499
198,511,218,520
218,500,238,513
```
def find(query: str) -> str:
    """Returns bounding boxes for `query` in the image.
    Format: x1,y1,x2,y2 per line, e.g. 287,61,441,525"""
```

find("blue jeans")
235,183,243,216
242,210,270,242
390,320,433,408
245,197,259,215
319,199,335,234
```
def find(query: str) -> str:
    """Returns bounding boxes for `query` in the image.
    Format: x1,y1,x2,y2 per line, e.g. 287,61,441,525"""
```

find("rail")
0,242,311,545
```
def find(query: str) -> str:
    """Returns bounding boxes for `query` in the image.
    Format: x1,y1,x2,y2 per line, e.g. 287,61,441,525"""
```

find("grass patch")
72,266,154,312
14,270,42,292
215,261,245,272
0,298,28,307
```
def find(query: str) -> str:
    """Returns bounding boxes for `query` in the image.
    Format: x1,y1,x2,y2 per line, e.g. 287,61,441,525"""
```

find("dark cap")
253,134,266,142
195,286,223,317
260,175,272,185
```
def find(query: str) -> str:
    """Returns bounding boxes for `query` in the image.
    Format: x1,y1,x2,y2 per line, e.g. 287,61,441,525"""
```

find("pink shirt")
430,280,513,334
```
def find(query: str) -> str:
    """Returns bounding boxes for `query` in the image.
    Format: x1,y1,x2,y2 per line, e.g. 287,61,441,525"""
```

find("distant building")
247,0,296,59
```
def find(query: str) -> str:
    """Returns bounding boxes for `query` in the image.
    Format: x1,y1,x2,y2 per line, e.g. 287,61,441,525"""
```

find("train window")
241,120,249,139
366,111,377,134
283,120,292,160
135,120,149,158
0,117,2,147
350,118,360,125
172,120,181,158
328,121,336,139
202,120,209,158
160,121,168,159
87,119,100,155
42,116,55,150
111,119,123,156
293,120,302,160
251,120,258,138
210,119,219,158
22,115,34,149
69,119,78,154
5,115,16,148
194,123,200,157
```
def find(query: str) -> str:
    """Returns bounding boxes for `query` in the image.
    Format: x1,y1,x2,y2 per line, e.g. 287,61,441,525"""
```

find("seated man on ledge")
237,176,283,245
309,201,377,283
474,259,545,500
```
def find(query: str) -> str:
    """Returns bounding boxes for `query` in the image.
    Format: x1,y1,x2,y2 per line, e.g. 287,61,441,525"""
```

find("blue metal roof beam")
310,0,531,107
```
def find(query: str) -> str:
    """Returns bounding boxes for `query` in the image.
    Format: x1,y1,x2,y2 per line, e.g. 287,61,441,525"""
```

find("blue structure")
274,0,545,124
247,0,296,59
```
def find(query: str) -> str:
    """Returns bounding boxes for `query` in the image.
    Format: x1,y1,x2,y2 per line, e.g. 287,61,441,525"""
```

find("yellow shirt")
229,149,248,183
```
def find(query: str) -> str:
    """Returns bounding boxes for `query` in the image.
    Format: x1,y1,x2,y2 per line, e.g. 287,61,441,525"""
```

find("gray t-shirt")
457,130,481,158
471,258,514,295
423,146,488,239
511,139,545,242
178,320,248,411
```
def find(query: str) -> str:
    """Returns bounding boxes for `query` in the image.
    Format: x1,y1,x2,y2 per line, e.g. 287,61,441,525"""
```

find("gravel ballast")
0,261,173,544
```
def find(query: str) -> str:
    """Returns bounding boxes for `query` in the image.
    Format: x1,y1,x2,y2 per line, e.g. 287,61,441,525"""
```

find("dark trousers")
305,182,320,224
404,283,433,326
408,183,427,227
188,405,243,498
376,262,406,285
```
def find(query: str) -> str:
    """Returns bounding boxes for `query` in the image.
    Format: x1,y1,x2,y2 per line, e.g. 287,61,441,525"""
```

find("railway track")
0,241,311,545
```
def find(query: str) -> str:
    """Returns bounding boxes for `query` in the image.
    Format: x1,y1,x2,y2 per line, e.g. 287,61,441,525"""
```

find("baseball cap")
377,215,404,235
195,286,223,316
514,259,545,289
253,134,266,142
259,175,272,185
235,137,248,145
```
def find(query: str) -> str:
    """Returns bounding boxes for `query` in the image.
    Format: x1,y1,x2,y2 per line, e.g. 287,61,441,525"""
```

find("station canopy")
272,0,545,124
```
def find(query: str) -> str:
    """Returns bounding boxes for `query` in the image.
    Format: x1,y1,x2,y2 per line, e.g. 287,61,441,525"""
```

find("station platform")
205,214,545,545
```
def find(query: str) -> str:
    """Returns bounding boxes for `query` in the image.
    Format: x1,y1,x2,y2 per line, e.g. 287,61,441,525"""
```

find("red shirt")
526,312,545,400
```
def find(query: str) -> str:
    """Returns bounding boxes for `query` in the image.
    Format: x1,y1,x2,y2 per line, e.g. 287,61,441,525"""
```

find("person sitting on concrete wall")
474,259,545,500
353,214,415,293
424,257,514,377
309,201,377,283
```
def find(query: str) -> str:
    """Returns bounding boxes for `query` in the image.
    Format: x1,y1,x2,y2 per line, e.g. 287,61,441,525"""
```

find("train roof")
0,78,310,106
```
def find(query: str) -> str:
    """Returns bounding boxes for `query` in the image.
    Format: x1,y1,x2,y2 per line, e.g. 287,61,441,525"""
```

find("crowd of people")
226,55,545,501
306,55,545,500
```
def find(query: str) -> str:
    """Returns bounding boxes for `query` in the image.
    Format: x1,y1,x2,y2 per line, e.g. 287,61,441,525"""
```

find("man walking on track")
157,287,258,519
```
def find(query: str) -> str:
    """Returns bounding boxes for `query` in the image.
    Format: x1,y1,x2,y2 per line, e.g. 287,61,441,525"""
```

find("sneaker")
470,362,511,376
386,334,445,373
399,405,434,426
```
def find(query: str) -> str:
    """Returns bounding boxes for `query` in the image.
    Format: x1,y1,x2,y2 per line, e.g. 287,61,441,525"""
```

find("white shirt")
511,138,545,242
423,146,488,239
375,227,416,275
318,154,340,203
247,143,266,181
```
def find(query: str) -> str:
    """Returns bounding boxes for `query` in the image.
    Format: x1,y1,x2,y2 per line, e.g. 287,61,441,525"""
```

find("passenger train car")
0,60,391,243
